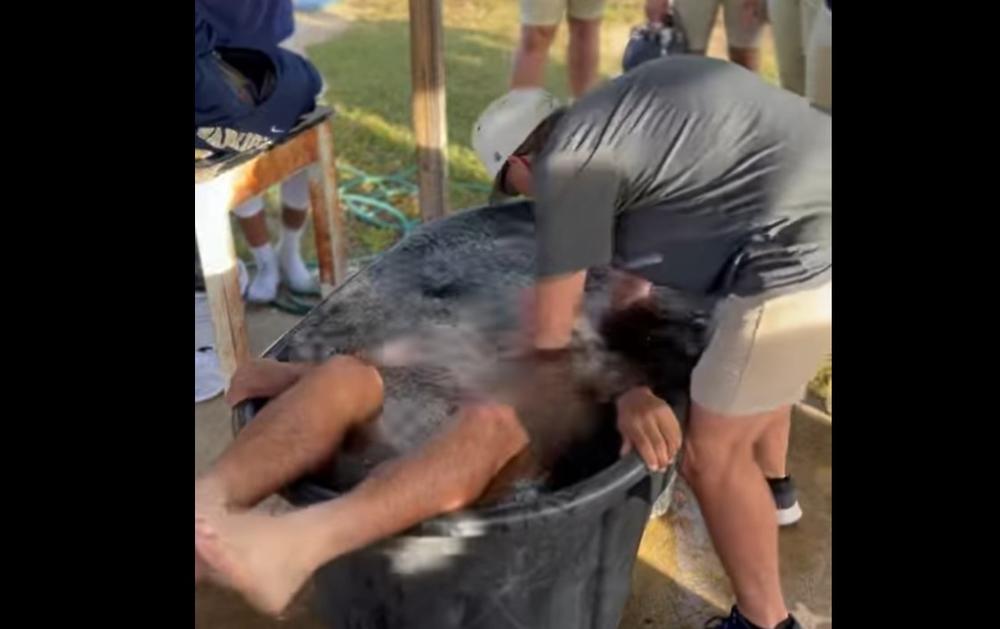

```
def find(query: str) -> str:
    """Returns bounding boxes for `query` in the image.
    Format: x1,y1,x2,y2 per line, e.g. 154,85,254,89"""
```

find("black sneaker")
767,476,803,526
705,606,802,629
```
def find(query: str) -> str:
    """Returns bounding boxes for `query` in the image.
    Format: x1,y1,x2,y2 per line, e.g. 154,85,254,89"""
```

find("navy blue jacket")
197,0,294,48
195,1,321,155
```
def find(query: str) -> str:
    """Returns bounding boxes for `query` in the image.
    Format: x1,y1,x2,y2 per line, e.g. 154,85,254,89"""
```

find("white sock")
279,221,317,293
247,243,279,303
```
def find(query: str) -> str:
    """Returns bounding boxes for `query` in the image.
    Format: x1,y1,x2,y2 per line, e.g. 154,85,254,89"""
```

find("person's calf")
567,17,601,97
680,406,789,628
511,24,559,89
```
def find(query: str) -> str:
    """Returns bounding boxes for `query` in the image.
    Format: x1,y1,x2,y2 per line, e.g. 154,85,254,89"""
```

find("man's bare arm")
531,270,588,350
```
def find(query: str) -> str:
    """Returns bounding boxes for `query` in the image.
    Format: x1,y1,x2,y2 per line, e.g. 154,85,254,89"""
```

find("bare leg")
238,212,271,249
195,402,529,616
728,46,761,72
753,406,791,479
567,17,601,98
196,355,384,512
281,205,308,231
681,402,789,628
510,24,558,90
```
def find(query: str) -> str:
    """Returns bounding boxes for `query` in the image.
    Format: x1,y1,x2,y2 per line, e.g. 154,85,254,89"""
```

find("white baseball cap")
472,89,562,188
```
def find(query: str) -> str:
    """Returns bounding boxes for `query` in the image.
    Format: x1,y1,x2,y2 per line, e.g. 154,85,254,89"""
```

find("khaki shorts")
520,0,606,26
675,0,765,51
691,281,831,416
768,0,832,110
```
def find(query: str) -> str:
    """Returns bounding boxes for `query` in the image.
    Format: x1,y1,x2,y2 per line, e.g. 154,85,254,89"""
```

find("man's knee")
519,25,558,54
680,405,757,484
434,403,530,510
567,17,601,40
457,403,530,459
681,432,735,484
312,355,384,415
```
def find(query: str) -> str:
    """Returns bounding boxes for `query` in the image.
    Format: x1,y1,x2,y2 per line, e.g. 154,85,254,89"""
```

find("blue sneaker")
768,476,803,526
705,606,801,629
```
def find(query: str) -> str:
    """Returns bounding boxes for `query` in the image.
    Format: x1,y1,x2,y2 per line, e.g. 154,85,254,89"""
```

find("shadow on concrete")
620,557,727,629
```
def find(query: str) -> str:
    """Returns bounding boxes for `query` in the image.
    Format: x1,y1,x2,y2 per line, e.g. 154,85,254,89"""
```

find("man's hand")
616,386,682,471
225,359,313,407
645,0,670,24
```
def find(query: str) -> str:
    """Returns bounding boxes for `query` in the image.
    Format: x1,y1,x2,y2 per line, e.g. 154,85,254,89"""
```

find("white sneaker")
246,262,280,304
280,254,320,295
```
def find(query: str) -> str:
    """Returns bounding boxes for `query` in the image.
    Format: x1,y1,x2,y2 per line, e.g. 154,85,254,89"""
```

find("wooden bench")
195,107,346,378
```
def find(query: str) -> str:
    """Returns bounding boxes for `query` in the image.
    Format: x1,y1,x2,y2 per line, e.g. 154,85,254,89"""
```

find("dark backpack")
621,14,689,74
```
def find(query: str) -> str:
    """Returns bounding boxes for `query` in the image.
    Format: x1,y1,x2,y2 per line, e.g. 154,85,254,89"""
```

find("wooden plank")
218,132,320,210
195,176,251,377
409,0,449,222
308,121,348,290
195,107,334,183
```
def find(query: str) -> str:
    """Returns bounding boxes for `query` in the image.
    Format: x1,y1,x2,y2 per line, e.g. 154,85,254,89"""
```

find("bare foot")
194,509,316,617
195,477,229,585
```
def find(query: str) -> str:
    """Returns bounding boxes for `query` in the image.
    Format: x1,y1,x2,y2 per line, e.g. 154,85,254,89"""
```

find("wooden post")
308,121,348,295
409,0,449,222
194,174,251,378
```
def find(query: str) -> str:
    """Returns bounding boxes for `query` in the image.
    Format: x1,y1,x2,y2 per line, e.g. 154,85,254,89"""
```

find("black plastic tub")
233,201,710,629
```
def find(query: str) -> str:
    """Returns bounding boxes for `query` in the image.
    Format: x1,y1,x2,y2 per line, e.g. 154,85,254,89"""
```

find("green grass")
809,356,832,403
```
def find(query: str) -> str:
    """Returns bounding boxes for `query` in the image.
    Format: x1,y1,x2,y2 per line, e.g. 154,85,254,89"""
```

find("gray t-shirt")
533,55,831,300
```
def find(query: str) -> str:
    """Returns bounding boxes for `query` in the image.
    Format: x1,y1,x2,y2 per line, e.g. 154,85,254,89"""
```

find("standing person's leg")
565,0,606,97
805,0,831,111
722,0,764,71
276,171,319,294
684,406,789,627
511,0,563,90
754,407,803,526
233,196,281,304
567,18,601,97
753,410,790,480
674,0,721,57
681,281,831,628
767,0,805,94
196,402,530,616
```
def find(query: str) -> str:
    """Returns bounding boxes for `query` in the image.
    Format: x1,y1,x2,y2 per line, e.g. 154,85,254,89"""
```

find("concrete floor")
194,304,832,629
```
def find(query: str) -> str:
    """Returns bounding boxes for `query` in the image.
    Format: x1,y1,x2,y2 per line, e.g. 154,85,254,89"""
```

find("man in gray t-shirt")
473,55,830,629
